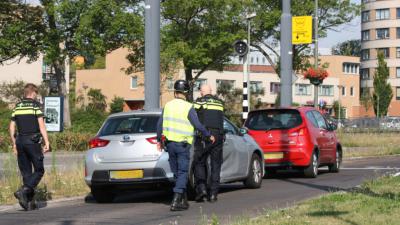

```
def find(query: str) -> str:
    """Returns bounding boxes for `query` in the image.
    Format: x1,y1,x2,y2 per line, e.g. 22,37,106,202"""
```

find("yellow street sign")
292,16,313,45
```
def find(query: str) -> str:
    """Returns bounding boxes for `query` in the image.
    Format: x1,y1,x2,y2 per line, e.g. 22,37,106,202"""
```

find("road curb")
0,195,85,212
344,154,400,161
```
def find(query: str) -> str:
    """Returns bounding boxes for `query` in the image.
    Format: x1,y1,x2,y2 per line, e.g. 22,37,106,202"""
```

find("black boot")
195,187,207,202
170,193,184,211
181,192,189,210
208,193,218,203
14,186,30,210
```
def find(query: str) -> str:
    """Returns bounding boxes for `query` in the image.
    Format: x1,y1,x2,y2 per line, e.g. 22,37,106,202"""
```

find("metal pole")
144,0,160,110
338,86,341,128
280,0,293,107
313,0,319,108
247,19,251,112
242,45,249,120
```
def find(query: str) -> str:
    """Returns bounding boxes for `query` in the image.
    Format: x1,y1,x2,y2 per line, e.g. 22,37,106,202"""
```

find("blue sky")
28,0,361,49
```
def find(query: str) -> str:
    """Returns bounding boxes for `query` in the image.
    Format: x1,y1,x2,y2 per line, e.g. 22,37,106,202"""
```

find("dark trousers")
193,130,223,195
16,137,45,195
166,142,191,194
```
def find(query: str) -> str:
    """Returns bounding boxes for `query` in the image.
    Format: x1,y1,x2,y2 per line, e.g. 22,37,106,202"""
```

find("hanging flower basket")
303,67,328,86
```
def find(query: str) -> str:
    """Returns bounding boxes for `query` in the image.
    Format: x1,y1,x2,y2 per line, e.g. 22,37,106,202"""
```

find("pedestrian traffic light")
233,40,248,57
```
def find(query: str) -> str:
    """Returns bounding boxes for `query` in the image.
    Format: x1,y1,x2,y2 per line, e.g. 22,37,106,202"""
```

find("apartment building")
360,0,400,116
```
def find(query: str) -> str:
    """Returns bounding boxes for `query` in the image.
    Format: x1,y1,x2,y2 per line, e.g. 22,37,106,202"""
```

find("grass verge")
233,175,400,225
338,132,400,158
0,152,89,205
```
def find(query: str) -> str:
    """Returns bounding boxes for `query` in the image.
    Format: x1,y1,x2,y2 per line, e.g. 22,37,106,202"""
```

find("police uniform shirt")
11,98,44,135
194,95,224,130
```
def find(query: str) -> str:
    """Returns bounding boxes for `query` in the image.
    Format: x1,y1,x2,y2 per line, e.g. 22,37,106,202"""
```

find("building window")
361,49,370,61
397,28,400,39
250,57,254,64
377,48,390,58
194,79,207,91
376,28,390,39
397,8,400,19
216,79,235,91
262,57,266,64
397,87,400,100
318,85,334,96
376,9,390,20
270,82,281,94
166,78,174,90
341,86,346,96
360,68,370,80
397,48,400,58
295,84,311,96
131,76,138,89
342,63,359,74
362,11,369,22
350,87,354,96
397,67,400,78
250,81,263,94
362,30,370,41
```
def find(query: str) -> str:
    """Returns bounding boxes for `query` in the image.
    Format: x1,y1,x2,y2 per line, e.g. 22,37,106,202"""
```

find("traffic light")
233,40,248,57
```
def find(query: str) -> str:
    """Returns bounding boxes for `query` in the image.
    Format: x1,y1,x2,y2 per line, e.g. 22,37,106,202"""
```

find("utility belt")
17,133,42,144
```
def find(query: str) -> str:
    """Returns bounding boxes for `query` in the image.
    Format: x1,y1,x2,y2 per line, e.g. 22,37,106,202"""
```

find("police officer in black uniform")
193,84,224,202
9,83,50,211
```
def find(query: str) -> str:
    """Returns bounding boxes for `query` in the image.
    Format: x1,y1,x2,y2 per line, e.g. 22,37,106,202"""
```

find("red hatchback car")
244,107,342,178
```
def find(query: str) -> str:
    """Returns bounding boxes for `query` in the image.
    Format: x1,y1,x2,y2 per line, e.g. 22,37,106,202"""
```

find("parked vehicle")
85,110,264,203
244,107,342,178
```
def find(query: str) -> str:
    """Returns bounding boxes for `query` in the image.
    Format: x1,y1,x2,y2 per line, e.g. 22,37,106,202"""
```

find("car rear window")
245,109,302,130
99,115,160,136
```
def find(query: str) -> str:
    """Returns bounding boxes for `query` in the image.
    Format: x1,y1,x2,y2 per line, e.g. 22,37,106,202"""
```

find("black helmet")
174,80,190,93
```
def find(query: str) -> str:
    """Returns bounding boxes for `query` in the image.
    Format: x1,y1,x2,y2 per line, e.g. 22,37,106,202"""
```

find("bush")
49,132,93,151
110,96,124,113
87,88,107,111
0,100,12,152
70,109,108,134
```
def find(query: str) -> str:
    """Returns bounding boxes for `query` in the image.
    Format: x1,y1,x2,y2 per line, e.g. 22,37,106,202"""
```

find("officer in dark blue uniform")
9,83,50,211
193,84,224,202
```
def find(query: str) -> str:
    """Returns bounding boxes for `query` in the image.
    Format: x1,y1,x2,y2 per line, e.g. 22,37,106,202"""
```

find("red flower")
303,67,329,80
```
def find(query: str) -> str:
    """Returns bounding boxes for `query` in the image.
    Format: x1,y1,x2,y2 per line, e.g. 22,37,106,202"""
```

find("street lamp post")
338,85,343,128
313,0,319,108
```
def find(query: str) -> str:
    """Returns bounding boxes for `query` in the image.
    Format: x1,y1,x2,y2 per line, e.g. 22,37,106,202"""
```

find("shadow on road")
85,190,172,205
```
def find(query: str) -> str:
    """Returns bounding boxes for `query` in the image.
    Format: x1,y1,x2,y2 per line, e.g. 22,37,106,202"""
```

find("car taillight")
89,137,110,149
289,128,305,137
146,136,158,144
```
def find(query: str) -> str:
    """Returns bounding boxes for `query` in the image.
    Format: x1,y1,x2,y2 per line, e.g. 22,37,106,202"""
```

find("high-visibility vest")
163,99,195,144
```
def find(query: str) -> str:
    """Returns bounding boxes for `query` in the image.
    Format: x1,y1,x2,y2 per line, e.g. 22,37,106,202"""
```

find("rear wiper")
265,127,280,132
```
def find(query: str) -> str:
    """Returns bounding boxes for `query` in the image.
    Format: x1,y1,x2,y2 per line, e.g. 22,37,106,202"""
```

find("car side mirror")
329,123,337,131
223,129,230,135
239,128,248,135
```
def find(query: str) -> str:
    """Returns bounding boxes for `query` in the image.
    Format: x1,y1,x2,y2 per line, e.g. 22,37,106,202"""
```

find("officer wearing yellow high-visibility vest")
156,80,215,211
193,84,224,203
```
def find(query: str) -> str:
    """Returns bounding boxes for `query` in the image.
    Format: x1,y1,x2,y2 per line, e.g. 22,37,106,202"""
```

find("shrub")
110,96,124,114
70,108,108,134
49,132,93,151
87,88,107,111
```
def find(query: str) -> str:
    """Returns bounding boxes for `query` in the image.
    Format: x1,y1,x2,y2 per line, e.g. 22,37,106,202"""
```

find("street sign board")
292,16,312,45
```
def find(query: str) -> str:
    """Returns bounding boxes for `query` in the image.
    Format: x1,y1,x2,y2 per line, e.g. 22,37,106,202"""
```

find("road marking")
341,167,400,170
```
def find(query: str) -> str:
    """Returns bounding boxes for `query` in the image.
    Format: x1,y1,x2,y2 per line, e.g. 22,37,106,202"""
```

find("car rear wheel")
328,148,342,173
244,154,263,188
91,187,115,203
303,151,319,178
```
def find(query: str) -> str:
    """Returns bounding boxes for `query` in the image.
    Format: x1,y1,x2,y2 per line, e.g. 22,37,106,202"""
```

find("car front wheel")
329,148,342,173
244,153,263,188
91,187,115,203
303,151,319,178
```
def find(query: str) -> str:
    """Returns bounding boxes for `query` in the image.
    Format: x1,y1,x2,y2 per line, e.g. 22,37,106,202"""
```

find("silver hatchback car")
85,110,264,203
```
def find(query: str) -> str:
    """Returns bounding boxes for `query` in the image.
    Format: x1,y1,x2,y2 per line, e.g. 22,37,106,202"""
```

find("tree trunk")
184,67,194,102
53,60,71,128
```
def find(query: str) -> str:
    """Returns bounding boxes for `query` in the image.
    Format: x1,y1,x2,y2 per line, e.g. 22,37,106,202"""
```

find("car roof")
108,109,162,118
249,106,315,113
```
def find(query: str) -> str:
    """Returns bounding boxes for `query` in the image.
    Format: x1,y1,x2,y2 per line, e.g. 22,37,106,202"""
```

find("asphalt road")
1,155,400,225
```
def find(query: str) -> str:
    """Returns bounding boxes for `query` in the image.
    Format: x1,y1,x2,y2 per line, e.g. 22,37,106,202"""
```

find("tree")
160,0,248,99
0,0,143,127
250,0,360,74
372,53,393,118
360,89,373,112
331,39,361,57
110,96,125,114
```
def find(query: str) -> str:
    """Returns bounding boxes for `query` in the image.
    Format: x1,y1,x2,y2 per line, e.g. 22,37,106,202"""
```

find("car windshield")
99,115,160,136
245,109,302,131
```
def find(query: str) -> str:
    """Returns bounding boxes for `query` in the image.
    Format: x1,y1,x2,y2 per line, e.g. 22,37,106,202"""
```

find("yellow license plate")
110,170,143,179
264,153,284,160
